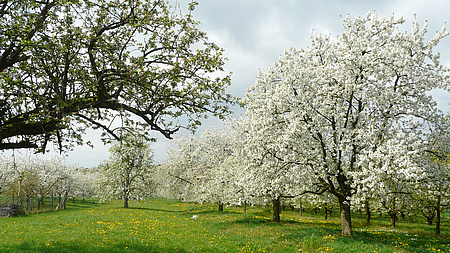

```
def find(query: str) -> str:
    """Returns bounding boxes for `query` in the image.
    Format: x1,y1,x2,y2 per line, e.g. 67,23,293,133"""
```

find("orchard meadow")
1,0,450,251
0,198,449,252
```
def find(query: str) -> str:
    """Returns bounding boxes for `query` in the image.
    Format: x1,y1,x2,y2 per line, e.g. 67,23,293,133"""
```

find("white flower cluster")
159,12,450,234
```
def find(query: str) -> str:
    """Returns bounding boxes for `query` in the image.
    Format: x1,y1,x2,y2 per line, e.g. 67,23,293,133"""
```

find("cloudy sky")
7,0,450,168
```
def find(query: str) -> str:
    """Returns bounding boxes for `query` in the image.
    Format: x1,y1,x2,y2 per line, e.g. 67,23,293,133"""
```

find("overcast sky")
6,0,450,168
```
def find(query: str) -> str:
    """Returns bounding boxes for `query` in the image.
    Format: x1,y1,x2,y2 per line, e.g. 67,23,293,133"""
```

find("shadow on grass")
192,209,240,215
128,206,191,214
232,216,301,227
8,241,189,253
68,201,103,211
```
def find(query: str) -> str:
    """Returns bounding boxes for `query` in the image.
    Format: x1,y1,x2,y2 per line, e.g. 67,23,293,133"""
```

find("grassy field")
0,198,449,252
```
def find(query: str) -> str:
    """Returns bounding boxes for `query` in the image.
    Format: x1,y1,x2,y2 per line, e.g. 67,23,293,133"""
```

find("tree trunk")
436,207,441,236
38,196,44,210
56,192,68,211
218,202,224,212
72,196,75,203
124,196,129,208
272,197,281,223
426,216,434,225
243,202,247,214
299,202,302,216
324,207,328,220
389,210,397,228
436,194,441,236
400,212,405,221
423,206,435,225
365,200,371,225
339,199,352,236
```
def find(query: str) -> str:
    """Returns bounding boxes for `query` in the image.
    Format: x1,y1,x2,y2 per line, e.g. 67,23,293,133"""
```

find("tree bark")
56,192,68,211
423,207,435,225
124,196,129,208
218,202,224,212
339,199,352,236
365,200,371,225
427,216,434,225
436,207,441,236
324,207,328,220
388,210,397,228
436,194,441,236
37,196,44,210
243,201,247,214
272,197,281,223
299,202,302,216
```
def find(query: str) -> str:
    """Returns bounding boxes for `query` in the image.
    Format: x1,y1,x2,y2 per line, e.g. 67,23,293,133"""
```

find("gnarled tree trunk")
339,198,352,236
56,192,68,211
388,210,398,228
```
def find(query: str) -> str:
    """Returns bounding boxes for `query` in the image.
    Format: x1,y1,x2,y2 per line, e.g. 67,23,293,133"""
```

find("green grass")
0,198,449,252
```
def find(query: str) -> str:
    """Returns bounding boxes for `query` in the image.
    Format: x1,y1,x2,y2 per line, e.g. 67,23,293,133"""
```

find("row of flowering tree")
0,154,98,211
159,13,450,236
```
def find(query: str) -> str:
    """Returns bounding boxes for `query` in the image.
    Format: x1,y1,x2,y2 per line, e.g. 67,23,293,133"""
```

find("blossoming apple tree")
243,12,449,235
97,132,155,208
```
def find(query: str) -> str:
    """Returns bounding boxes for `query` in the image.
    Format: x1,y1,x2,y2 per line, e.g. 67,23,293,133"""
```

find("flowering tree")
244,13,449,235
237,109,310,222
0,154,77,210
97,132,154,208
352,135,425,227
0,156,15,195
0,0,236,152
412,116,450,235
158,135,203,201
72,168,100,202
160,128,237,211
